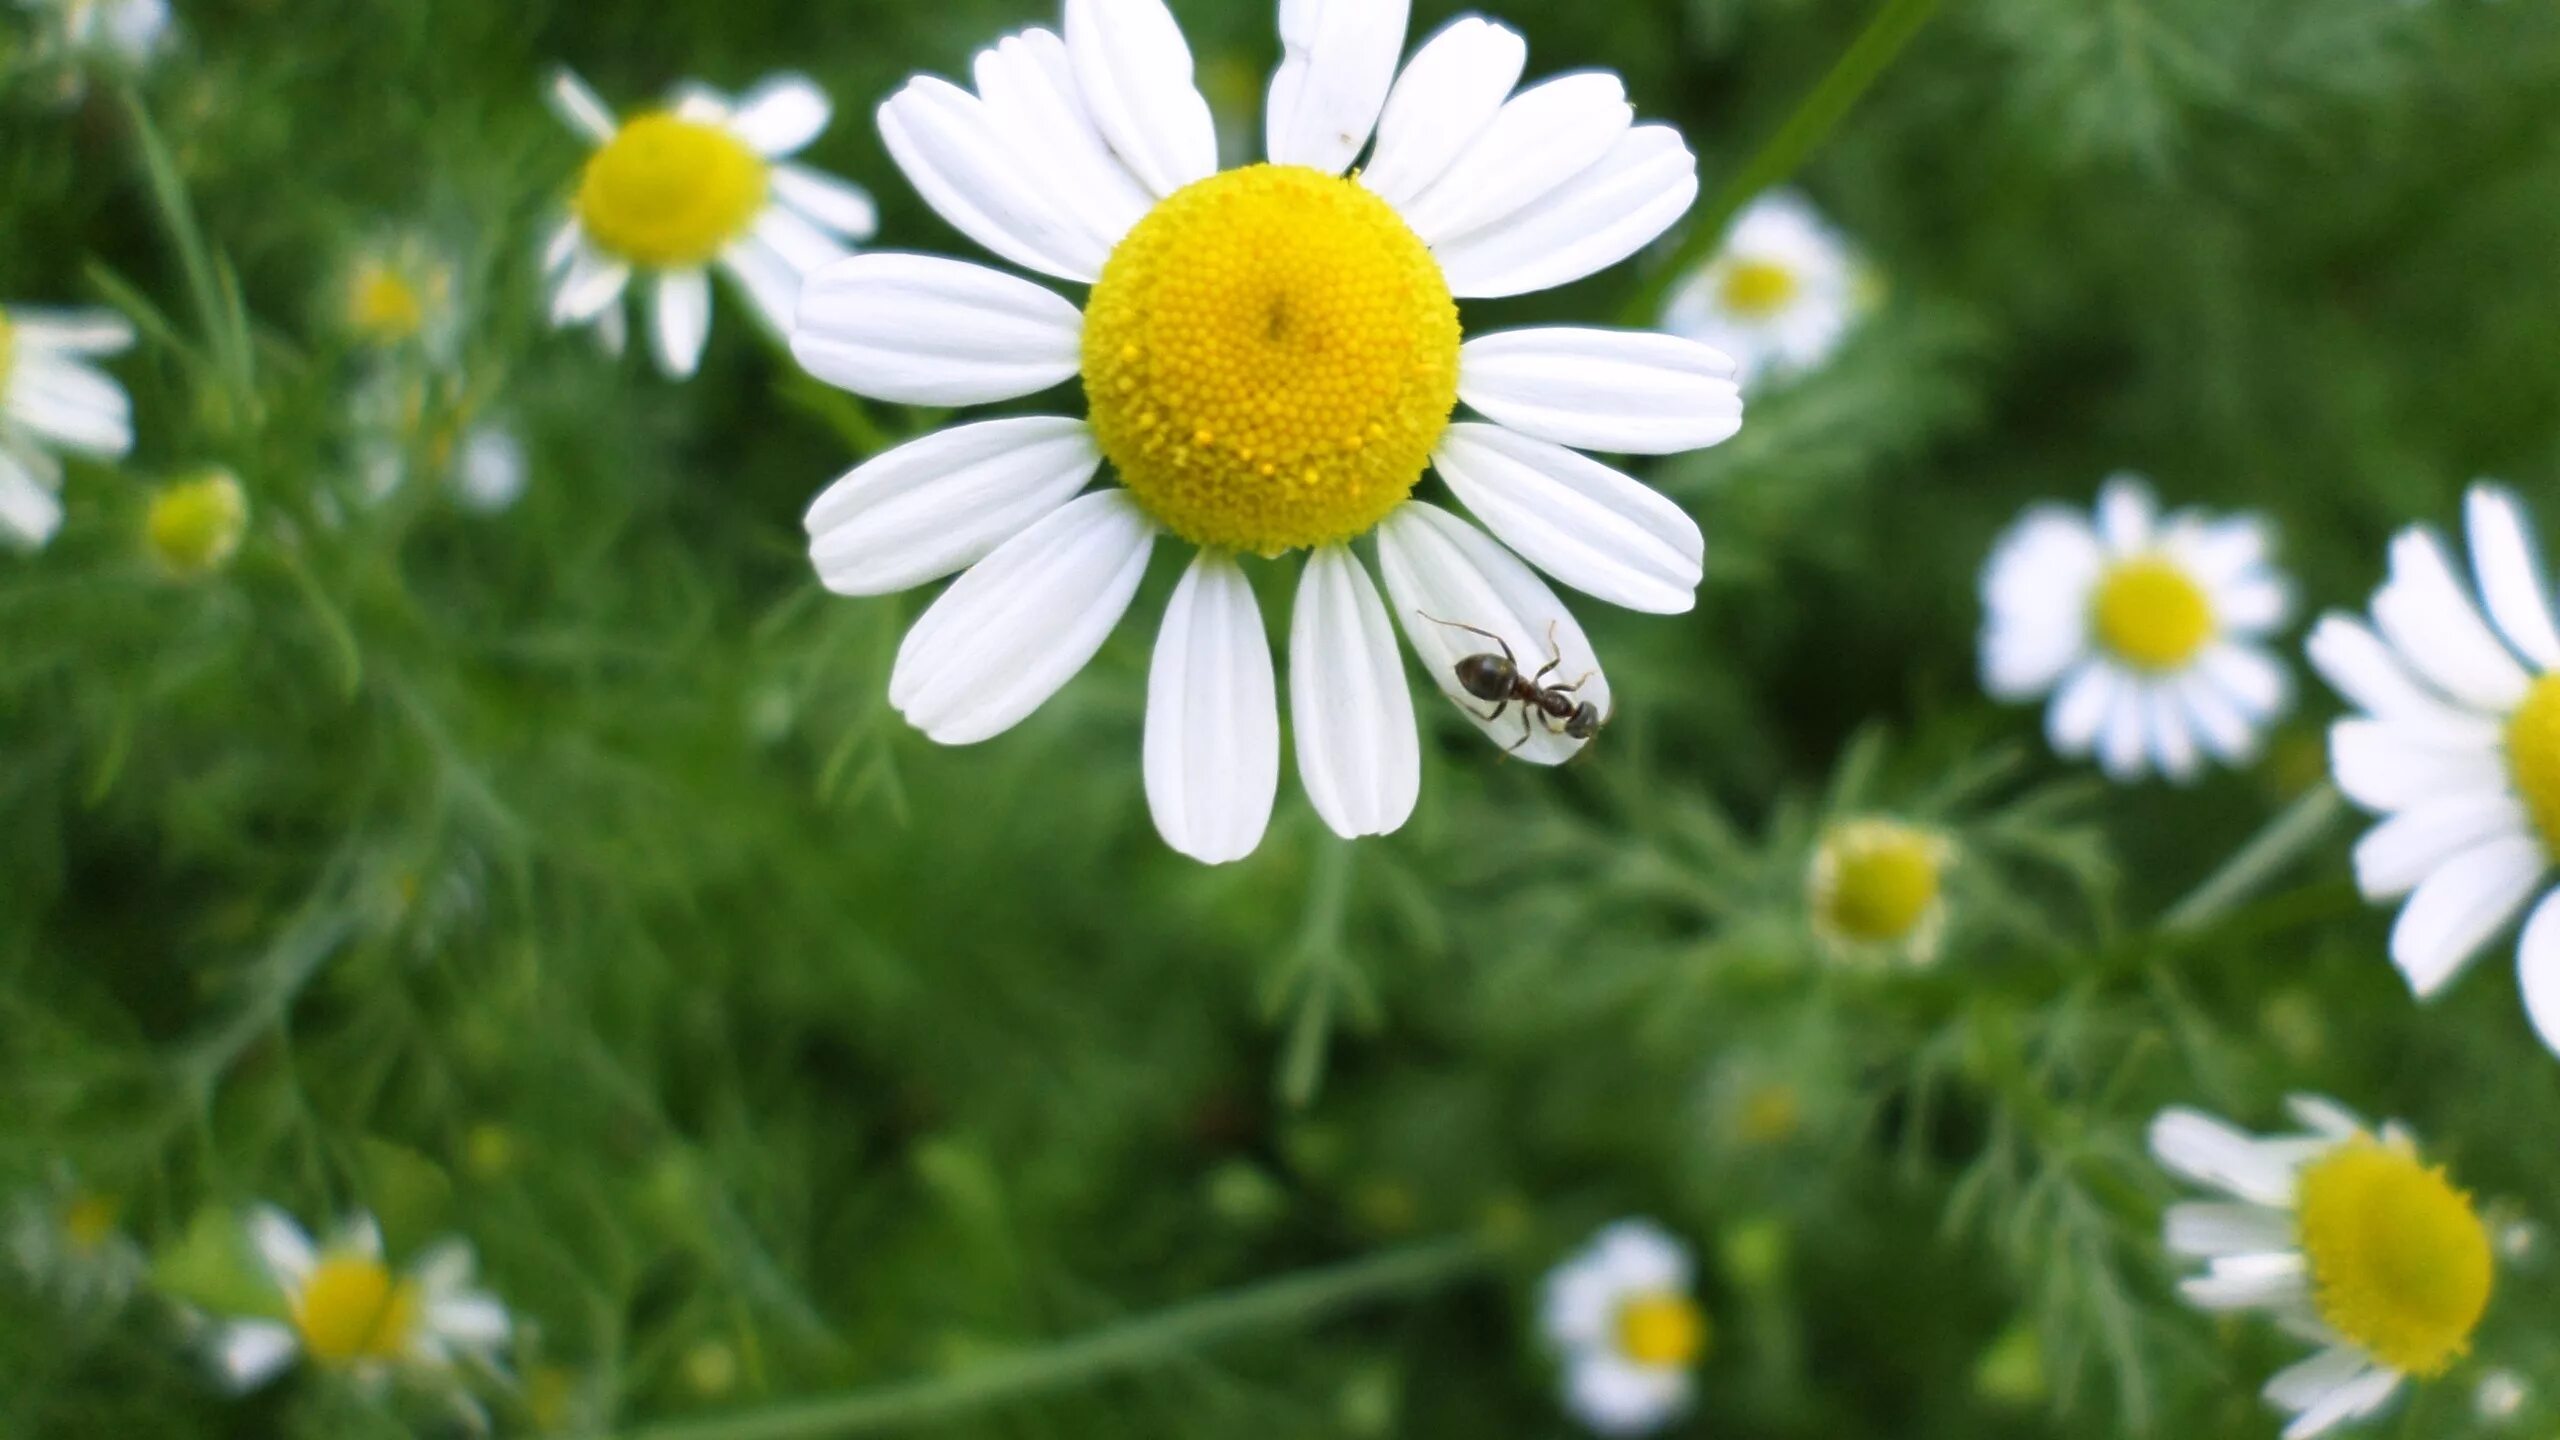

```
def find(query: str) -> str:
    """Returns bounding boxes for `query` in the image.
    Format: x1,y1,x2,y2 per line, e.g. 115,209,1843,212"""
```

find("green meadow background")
5,0,2560,1436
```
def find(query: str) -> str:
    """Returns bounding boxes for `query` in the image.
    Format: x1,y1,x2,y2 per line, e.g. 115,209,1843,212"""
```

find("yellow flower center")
2092,557,2215,670
1082,165,1460,555
2295,1138,2492,1378
2506,674,2560,857
1816,820,1949,943
145,470,248,577
1718,259,1800,318
575,113,769,270
347,262,429,343
1614,1292,1710,1369
60,1193,120,1254
293,1254,421,1365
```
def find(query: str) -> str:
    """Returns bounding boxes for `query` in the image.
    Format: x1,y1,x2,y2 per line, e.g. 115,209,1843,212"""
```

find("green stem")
615,1237,1491,1440
1619,0,1944,324
2159,783,2348,933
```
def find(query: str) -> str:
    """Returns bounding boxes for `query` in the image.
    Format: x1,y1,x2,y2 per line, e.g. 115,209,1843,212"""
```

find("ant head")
1565,702,1606,740
1454,653,1516,702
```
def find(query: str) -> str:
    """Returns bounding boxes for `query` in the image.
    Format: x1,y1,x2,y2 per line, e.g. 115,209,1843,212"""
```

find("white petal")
1984,507,2106,618
1144,551,1280,865
1565,1354,1692,1435
0,452,63,548
1375,501,1611,766
2283,1094,2369,1140
970,28,1153,252
2467,484,2560,671
1540,1256,1621,1351
2282,1368,2402,1440
2165,1203,2296,1259
1431,423,1702,614
651,269,712,379
749,206,849,276
2391,833,2547,997
729,74,831,157
2149,1108,2298,1206
2264,1347,2375,1412
1457,328,1741,455
2373,529,2532,712
2148,684,2202,783
791,254,1083,406
541,217,584,276
879,78,1108,283
2352,792,2533,900
2197,641,2292,723
2046,662,2116,757
2097,677,2151,782
1396,72,1630,247
1290,545,1420,839
246,1205,315,1287
1064,0,1218,198
2213,573,2294,634
890,489,1156,744
771,164,880,240
1593,1220,1692,1292
2176,670,2260,764
1266,0,1408,173
2329,720,2509,813
549,250,630,326
2181,1252,2311,1311
671,83,731,125
2096,475,2157,555
427,1294,512,1348
547,69,617,142
216,1321,300,1391
409,1240,475,1298
334,1215,385,1258
2518,889,2560,1059
7,307,135,355
806,418,1100,596
1358,17,1526,208
1429,124,1698,300
720,238,802,334
595,296,628,356
2307,615,2487,732
6,355,131,457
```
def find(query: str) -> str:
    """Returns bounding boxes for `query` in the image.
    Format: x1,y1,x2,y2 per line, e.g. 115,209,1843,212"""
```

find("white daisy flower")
215,1206,511,1392
2306,483,2560,1053
794,0,1741,864
7,1169,145,1310
1541,1219,1709,1434
1808,816,1955,965
1661,189,1863,389
0,304,136,549
1980,475,2295,783
542,70,879,379
20,0,171,71
2150,1096,2493,1440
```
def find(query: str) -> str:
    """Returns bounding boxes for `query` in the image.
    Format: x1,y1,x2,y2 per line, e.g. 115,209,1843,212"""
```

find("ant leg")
1419,612,1517,670
1551,670,1598,696
1532,620,1564,686
1474,702,1508,723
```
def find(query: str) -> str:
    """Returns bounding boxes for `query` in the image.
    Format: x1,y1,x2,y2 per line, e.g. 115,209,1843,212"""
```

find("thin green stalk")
615,1236,1491,1440
1620,0,1944,324
2159,783,2347,933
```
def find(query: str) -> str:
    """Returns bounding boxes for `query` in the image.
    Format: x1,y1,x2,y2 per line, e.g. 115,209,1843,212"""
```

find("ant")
1421,614,1608,752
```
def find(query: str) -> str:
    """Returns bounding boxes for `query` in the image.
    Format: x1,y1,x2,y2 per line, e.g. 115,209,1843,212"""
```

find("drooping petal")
1374,501,1610,767
1428,124,1698,300
2175,671,2259,763
549,250,630,326
651,269,712,379
2096,676,2150,782
806,418,1101,596
728,73,831,157
216,1321,300,1392
720,237,803,334
547,69,617,143
2196,641,2292,724
1064,0,1218,198
2390,833,2547,997
1564,1354,1692,1435
0,451,63,548
1290,545,1420,839
2373,529,2532,713
771,164,881,240
2466,484,2560,671
1144,550,1280,865
2147,685,2201,783
1457,327,1741,454
2518,889,2560,1058
1431,423,1702,614
971,28,1153,252
792,254,1084,406
879,78,1107,282
1266,0,1409,174
1358,17,1526,208
2281,1368,2402,1440
889,489,1156,744
1394,72,1630,248
2046,662,2117,758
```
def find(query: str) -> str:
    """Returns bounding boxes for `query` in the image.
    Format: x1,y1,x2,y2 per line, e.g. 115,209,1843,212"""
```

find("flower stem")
1619,0,1944,324
615,1236,1493,1440
2159,783,2348,933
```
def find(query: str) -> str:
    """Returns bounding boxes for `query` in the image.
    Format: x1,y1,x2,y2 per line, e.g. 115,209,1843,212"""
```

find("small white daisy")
452,425,529,514
2306,483,2560,1053
794,0,1742,864
215,1206,511,1392
1981,475,2294,783
7,1170,145,1310
0,304,136,549
1541,1219,1709,1434
542,70,878,378
1661,189,1864,389
338,233,458,354
20,0,171,72
1808,816,1956,965
2151,1096,2493,1440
